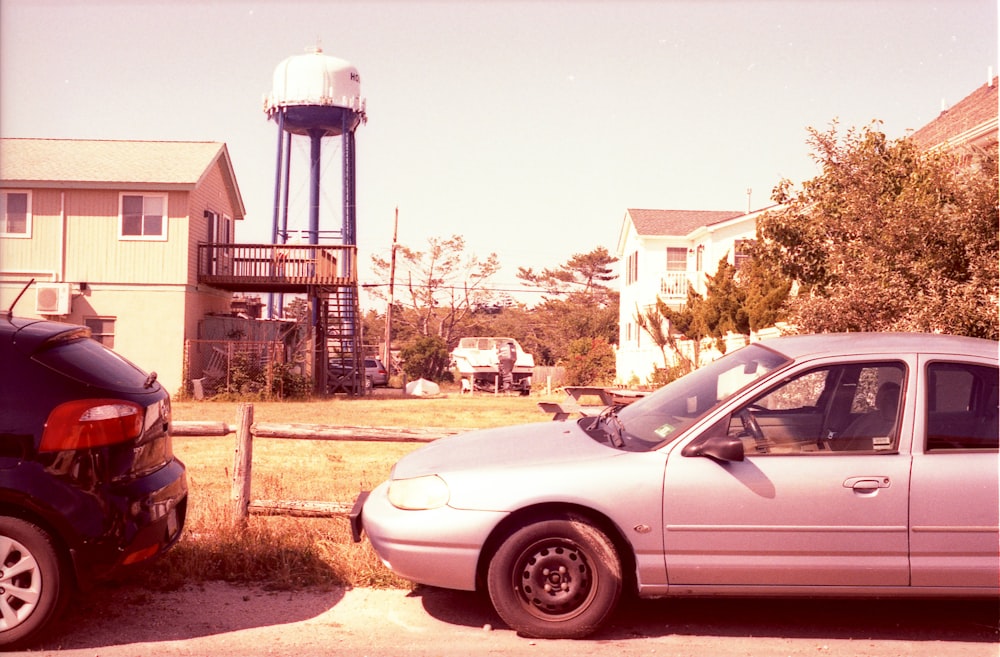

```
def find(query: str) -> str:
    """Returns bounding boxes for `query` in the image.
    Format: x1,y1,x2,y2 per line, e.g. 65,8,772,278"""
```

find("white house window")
120,194,167,240
1,191,31,237
666,247,687,271
734,239,754,270
626,251,639,285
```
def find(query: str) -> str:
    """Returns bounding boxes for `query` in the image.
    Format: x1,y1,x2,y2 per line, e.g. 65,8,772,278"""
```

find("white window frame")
665,246,687,272
1,190,32,238
119,193,168,241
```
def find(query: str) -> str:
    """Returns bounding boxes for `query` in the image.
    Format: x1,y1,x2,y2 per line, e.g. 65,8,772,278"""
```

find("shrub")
400,335,451,381
563,336,616,386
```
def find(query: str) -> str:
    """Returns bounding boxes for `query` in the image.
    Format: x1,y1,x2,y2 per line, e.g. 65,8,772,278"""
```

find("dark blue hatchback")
0,315,187,648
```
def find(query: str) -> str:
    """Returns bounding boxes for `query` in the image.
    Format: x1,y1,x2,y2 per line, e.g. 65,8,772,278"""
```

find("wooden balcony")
197,243,357,293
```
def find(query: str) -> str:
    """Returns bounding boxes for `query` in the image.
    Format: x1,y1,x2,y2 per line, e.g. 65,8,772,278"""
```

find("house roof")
0,138,246,218
626,208,744,237
909,77,999,149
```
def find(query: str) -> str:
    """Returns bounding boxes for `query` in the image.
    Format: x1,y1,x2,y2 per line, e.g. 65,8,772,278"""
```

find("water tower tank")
264,47,366,136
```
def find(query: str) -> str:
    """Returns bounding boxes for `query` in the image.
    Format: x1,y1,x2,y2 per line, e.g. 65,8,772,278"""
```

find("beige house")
0,138,246,395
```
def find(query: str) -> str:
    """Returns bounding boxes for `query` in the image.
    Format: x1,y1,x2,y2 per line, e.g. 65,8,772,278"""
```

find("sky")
1,0,997,303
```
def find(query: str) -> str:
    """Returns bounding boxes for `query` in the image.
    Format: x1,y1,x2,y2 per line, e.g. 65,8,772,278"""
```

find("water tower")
264,46,367,394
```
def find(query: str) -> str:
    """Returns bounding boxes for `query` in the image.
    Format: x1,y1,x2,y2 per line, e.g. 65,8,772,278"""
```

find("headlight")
387,475,450,510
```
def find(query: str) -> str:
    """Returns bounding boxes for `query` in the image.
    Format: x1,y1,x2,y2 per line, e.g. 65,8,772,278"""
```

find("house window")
1,191,31,237
734,239,754,270
120,194,167,240
626,251,639,285
85,317,115,348
666,247,687,272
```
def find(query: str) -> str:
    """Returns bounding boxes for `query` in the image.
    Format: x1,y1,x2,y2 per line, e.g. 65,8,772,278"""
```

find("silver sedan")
353,333,999,639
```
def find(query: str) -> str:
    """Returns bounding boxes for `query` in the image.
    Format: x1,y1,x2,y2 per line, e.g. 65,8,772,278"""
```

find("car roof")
759,332,998,361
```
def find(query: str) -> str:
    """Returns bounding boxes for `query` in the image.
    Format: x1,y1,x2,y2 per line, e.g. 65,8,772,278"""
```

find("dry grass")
132,389,560,591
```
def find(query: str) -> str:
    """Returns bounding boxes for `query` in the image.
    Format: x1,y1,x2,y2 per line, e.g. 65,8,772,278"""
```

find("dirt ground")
14,582,999,657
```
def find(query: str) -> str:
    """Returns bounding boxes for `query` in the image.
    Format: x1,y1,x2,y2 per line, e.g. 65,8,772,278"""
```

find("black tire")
0,516,68,649
486,515,622,639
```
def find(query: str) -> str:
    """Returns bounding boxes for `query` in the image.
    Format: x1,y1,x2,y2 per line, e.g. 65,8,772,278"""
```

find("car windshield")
610,343,791,451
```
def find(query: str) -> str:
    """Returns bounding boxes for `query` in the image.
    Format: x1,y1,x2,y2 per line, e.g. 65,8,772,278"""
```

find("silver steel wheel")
487,516,622,639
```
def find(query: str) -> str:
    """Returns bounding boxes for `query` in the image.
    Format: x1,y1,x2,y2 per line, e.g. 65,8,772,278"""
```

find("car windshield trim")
615,343,792,451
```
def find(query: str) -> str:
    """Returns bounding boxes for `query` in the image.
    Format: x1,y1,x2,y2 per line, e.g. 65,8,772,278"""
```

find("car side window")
729,362,906,455
925,362,999,451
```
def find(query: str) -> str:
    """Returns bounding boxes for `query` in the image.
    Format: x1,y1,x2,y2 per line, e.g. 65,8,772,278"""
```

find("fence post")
231,402,254,527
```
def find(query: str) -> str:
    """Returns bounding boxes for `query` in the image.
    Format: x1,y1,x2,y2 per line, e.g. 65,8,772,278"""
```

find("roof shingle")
0,138,227,186
626,208,744,237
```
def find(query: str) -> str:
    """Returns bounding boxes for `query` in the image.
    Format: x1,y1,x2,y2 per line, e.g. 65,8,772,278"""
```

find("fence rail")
172,404,463,524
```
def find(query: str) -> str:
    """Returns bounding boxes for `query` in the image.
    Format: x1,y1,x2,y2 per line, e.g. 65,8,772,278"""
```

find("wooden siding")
58,189,191,284
0,189,61,275
187,161,241,285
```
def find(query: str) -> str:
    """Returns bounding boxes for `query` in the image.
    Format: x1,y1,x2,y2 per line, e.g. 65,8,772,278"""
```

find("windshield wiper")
598,405,626,448
143,371,158,389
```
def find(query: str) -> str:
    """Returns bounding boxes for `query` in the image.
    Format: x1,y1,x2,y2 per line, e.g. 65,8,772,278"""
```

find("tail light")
40,399,144,452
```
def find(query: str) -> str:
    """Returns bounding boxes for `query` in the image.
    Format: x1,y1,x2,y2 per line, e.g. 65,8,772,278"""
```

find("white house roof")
626,208,744,237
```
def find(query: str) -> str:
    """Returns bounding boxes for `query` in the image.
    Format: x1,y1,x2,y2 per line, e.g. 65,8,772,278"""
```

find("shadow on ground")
416,587,999,644
33,581,345,650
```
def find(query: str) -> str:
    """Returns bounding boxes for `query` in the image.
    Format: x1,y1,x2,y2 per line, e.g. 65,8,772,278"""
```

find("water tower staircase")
321,286,365,394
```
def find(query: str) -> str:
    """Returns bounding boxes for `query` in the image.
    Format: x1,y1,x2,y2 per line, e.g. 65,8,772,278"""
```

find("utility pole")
384,207,398,371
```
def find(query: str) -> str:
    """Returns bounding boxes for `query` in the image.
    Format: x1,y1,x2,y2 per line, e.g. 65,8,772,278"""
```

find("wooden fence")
172,403,463,526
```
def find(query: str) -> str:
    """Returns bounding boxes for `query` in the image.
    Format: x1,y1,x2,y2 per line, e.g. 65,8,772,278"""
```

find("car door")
662,356,914,588
909,357,999,588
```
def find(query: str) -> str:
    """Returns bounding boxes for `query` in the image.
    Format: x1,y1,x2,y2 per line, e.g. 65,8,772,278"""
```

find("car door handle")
843,476,891,491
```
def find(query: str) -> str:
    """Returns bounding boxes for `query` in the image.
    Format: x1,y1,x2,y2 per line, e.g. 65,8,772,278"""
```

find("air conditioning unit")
36,282,72,315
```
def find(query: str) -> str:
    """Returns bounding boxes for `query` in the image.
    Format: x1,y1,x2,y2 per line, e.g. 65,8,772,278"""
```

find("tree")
517,245,617,295
399,335,451,381
516,246,620,365
564,336,616,386
757,121,998,338
370,235,501,346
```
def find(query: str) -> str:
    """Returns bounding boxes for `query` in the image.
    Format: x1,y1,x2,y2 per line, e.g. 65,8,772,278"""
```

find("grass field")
132,389,560,592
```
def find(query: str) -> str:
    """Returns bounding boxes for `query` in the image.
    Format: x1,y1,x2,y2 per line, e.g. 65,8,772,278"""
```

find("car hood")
391,420,615,480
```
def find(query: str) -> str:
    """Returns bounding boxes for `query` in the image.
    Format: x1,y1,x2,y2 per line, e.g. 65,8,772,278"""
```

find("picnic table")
537,386,648,421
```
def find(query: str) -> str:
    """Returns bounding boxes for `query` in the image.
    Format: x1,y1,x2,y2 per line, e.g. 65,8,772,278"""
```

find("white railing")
660,271,693,298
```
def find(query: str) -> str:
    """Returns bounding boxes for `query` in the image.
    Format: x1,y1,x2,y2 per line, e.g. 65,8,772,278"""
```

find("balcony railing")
660,271,695,298
197,243,357,292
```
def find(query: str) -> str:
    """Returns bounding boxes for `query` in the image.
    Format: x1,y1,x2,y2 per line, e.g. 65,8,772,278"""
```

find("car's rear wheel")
0,517,68,649
486,515,622,639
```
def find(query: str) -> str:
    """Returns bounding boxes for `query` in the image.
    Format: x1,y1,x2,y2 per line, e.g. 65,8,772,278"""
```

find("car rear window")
32,335,154,391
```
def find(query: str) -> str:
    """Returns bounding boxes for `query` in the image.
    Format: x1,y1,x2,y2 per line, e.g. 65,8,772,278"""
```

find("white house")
615,207,772,385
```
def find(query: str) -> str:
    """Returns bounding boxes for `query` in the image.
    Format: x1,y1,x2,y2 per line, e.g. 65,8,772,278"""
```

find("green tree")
758,121,998,338
370,235,501,345
399,335,451,382
517,245,618,295
564,336,616,386
516,246,620,365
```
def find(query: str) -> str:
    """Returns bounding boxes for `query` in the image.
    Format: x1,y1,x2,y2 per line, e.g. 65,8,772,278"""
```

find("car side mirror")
682,434,745,463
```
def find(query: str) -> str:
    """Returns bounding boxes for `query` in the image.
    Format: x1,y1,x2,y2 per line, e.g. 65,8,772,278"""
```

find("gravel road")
14,582,999,657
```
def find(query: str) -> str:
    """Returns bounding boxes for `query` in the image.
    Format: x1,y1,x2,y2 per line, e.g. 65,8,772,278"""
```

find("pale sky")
1,0,996,300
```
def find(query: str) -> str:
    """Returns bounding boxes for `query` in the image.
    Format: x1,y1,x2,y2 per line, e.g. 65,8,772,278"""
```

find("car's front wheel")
486,514,622,639
0,516,68,649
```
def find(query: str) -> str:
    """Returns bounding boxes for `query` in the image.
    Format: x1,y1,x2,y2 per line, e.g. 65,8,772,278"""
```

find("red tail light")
40,399,144,452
